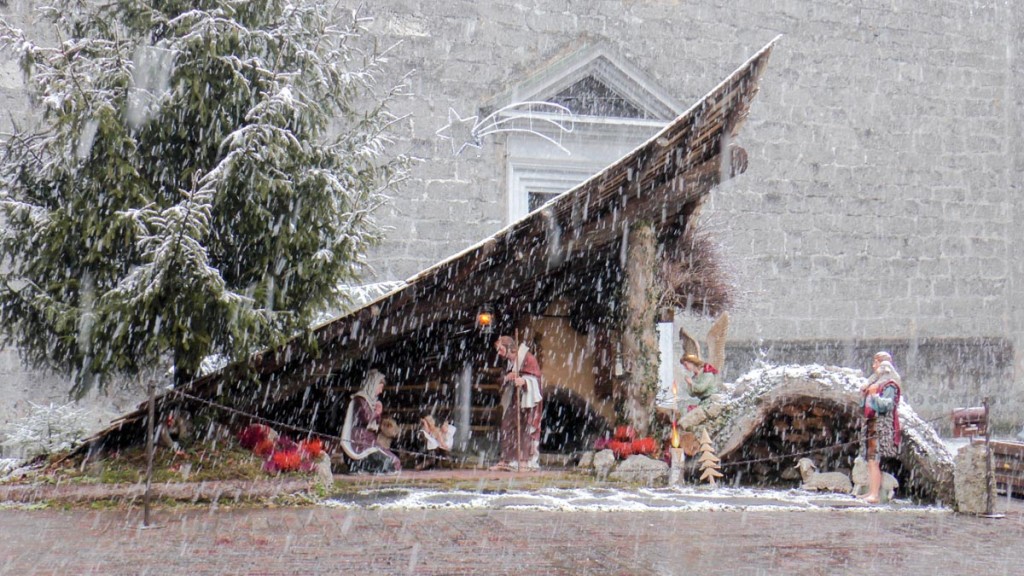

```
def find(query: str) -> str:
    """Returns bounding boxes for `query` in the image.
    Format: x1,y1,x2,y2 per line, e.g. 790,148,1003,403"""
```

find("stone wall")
1010,4,1024,435
1,0,1021,431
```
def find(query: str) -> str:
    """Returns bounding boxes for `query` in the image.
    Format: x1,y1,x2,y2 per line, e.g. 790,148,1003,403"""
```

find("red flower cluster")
254,438,275,457
300,438,323,459
271,450,302,471
237,424,324,475
595,426,659,459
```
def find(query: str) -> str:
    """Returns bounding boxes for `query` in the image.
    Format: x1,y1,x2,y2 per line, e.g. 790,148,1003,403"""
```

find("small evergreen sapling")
1,401,92,459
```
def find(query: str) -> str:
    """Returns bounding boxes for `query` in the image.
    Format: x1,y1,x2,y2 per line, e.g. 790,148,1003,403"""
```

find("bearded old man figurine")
489,335,543,472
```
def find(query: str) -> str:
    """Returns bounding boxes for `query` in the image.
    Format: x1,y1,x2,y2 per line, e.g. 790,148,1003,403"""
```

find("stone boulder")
609,454,669,485
678,405,708,430
577,451,595,469
953,443,996,515
314,453,334,487
593,449,616,479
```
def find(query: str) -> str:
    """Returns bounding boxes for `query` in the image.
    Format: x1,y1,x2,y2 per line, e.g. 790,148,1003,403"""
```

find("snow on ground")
324,485,949,514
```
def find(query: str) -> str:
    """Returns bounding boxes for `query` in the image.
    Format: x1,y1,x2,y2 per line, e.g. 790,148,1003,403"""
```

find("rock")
315,453,335,487
678,406,708,430
577,451,594,469
954,443,996,515
779,465,801,481
593,449,616,479
609,454,669,485
730,381,747,397
704,400,726,419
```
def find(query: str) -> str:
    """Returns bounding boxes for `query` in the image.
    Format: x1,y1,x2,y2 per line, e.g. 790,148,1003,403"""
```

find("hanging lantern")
476,305,494,334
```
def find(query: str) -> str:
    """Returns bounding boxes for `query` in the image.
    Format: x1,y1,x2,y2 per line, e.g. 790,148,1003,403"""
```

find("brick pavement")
2,490,1023,575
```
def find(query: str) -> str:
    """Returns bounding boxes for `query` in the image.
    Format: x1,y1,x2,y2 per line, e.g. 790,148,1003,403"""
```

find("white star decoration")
435,108,482,156
435,102,576,157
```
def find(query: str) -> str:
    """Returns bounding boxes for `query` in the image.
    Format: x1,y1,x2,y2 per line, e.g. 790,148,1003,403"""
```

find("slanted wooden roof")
84,37,778,447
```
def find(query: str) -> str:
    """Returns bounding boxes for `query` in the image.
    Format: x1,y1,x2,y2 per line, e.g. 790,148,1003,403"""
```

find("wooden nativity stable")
86,40,778,465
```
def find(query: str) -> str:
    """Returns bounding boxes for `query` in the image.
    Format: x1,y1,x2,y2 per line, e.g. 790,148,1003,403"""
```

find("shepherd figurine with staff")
489,334,544,472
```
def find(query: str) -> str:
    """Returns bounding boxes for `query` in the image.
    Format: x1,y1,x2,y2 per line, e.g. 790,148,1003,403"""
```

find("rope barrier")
168,388,464,464
167,387,966,471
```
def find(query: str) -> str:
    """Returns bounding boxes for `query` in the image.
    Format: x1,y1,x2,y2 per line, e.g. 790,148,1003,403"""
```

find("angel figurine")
678,312,729,405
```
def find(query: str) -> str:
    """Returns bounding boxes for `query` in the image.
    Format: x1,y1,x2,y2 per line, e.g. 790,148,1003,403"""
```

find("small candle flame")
671,421,680,449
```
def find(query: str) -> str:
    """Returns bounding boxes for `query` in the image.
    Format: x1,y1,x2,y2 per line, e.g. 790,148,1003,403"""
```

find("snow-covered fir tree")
0,0,408,393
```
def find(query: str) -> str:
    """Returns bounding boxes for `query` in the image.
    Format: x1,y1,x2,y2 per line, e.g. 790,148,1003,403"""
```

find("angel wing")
679,326,702,359
706,312,730,372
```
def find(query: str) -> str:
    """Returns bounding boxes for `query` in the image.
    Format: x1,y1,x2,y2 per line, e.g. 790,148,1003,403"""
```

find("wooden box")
951,407,987,438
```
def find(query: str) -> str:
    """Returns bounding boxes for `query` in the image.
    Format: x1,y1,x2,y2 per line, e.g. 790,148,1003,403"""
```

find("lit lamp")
476,305,494,334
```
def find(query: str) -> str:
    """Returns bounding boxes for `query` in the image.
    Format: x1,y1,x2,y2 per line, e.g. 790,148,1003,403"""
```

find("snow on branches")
1,402,92,459
0,0,408,391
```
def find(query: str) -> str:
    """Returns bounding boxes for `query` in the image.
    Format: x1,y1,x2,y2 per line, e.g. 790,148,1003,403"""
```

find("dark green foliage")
0,0,406,394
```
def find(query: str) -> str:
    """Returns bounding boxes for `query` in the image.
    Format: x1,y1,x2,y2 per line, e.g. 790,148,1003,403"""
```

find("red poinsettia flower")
299,438,323,459
271,450,303,472
608,440,634,459
253,438,275,457
614,425,637,441
630,437,657,455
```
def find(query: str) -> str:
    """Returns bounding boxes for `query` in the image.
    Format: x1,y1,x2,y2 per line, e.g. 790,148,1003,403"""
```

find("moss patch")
16,445,274,486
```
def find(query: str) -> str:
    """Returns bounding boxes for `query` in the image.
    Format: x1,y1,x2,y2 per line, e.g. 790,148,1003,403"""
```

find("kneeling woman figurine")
340,369,402,474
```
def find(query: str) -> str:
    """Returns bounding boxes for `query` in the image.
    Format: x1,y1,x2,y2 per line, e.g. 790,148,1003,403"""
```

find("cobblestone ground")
1,498,1023,575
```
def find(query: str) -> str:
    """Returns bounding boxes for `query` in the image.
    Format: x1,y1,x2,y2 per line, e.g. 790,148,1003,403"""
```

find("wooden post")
618,221,662,437
143,379,156,527
983,396,993,517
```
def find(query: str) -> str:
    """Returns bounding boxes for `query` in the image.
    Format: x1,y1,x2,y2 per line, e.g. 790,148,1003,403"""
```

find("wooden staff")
513,341,528,466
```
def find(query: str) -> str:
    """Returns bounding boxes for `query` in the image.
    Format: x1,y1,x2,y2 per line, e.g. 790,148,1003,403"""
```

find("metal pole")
143,380,156,527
